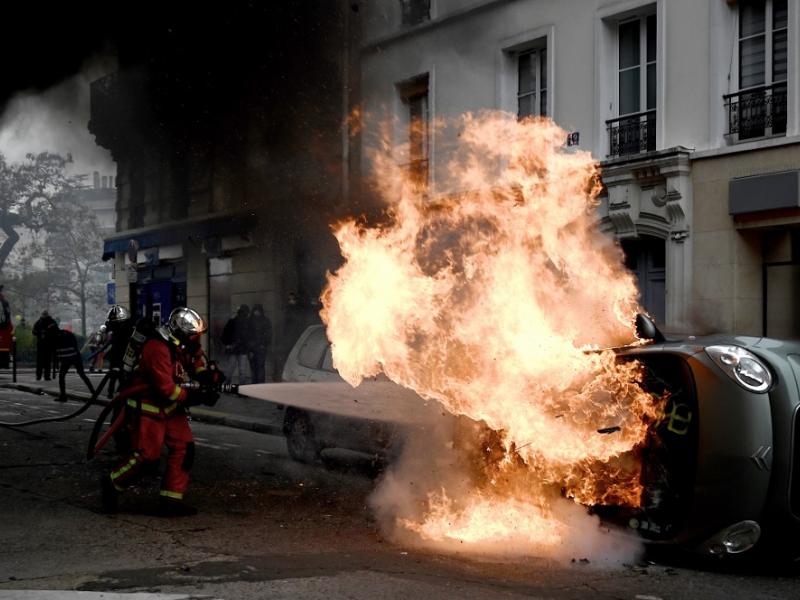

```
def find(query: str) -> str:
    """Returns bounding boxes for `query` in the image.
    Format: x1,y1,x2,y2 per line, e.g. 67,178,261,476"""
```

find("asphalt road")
0,386,799,599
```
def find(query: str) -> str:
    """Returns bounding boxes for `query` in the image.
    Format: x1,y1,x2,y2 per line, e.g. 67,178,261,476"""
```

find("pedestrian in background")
32,310,57,381
221,304,250,384
0,286,12,369
0,285,10,327
54,326,95,402
247,303,272,384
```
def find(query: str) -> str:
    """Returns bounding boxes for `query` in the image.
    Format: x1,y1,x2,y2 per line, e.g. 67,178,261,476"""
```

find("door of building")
764,261,800,339
622,236,666,326
135,280,187,326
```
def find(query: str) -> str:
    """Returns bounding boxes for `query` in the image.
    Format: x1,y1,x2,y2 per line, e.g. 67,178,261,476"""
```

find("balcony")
606,110,656,158
724,83,787,142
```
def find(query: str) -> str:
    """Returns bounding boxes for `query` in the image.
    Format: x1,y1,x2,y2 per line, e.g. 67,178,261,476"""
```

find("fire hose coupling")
180,381,239,394
180,381,239,407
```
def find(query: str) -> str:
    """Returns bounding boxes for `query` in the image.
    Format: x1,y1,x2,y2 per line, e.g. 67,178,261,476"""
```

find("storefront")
101,212,255,331
691,143,800,338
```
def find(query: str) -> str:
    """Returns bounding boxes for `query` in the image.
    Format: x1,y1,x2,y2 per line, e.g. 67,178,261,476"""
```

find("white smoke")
370,422,645,564
0,53,117,177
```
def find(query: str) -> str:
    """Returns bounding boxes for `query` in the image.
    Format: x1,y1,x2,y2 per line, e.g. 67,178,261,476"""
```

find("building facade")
358,0,800,337
90,2,360,377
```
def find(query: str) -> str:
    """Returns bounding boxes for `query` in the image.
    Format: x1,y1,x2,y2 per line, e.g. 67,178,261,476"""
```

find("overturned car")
253,318,800,559
594,315,800,559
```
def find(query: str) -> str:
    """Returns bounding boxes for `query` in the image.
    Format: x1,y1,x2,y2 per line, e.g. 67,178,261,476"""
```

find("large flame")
321,112,663,553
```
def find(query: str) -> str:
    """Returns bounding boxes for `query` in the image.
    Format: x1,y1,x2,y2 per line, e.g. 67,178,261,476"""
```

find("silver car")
596,315,800,560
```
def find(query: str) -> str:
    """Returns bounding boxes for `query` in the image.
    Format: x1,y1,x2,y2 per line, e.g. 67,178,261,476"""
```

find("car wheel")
285,410,321,463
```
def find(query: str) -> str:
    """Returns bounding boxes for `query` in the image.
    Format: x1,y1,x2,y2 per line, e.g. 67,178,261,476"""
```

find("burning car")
593,314,798,559
273,316,800,560
262,115,800,560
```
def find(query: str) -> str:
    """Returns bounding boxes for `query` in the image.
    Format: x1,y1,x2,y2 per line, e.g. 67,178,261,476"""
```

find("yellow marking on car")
666,402,692,435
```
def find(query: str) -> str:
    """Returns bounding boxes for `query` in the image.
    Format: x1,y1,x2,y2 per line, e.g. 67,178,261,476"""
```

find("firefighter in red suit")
101,307,220,517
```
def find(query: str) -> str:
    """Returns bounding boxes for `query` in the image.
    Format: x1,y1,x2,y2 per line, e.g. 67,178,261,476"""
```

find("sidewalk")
0,368,285,437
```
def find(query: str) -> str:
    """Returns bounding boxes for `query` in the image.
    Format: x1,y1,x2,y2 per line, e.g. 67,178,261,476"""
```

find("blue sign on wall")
107,282,116,305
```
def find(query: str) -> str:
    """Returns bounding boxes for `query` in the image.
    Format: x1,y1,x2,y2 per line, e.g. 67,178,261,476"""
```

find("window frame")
498,27,554,124
397,74,431,188
615,14,656,118
517,46,548,119
736,0,787,92
726,0,789,141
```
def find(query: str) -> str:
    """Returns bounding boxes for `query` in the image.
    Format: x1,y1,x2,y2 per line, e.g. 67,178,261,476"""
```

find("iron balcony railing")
606,110,656,158
724,82,787,141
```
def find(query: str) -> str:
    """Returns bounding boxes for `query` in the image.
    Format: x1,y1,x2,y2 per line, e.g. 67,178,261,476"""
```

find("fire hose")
0,369,117,429
86,381,239,460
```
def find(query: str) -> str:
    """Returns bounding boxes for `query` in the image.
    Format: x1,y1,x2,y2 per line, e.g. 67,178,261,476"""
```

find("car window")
321,345,336,372
297,327,329,369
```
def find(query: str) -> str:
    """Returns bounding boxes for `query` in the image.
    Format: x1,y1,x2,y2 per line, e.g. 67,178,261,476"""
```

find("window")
618,15,656,116
297,327,329,369
607,14,657,157
729,0,788,139
398,75,430,188
400,0,430,27
517,47,547,119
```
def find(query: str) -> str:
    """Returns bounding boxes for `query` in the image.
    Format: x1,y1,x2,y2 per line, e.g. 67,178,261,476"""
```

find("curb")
0,383,283,438
0,382,99,404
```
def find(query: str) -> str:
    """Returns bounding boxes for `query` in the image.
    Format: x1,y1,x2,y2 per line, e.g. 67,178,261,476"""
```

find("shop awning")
730,170,800,215
102,212,256,261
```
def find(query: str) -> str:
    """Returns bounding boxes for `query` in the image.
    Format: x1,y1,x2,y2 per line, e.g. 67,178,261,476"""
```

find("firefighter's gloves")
195,361,226,388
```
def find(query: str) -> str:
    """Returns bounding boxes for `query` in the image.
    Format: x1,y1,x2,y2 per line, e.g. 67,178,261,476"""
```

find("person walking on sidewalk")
221,304,250,384
101,307,219,517
54,326,95,402
32,310,57,381
247,303,271,384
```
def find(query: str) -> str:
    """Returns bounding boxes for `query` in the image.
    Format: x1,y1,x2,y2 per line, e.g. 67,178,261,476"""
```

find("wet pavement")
0,377,799,598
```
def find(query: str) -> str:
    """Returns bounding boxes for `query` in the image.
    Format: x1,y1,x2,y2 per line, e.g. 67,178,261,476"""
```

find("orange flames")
321,112,663,554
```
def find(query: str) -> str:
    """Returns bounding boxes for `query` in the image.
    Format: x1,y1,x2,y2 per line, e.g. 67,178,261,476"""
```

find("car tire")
285,409,321,463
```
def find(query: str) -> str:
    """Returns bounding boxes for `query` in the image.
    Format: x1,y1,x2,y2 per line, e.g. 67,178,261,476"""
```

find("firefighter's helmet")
165,307,207,343
106,305,131,325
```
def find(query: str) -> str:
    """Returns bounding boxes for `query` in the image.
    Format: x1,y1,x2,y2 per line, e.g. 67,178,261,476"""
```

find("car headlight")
705,345,772,393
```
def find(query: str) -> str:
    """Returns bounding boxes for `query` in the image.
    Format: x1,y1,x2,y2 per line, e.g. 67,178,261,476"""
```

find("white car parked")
280,325,344,383
280,325,402,464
